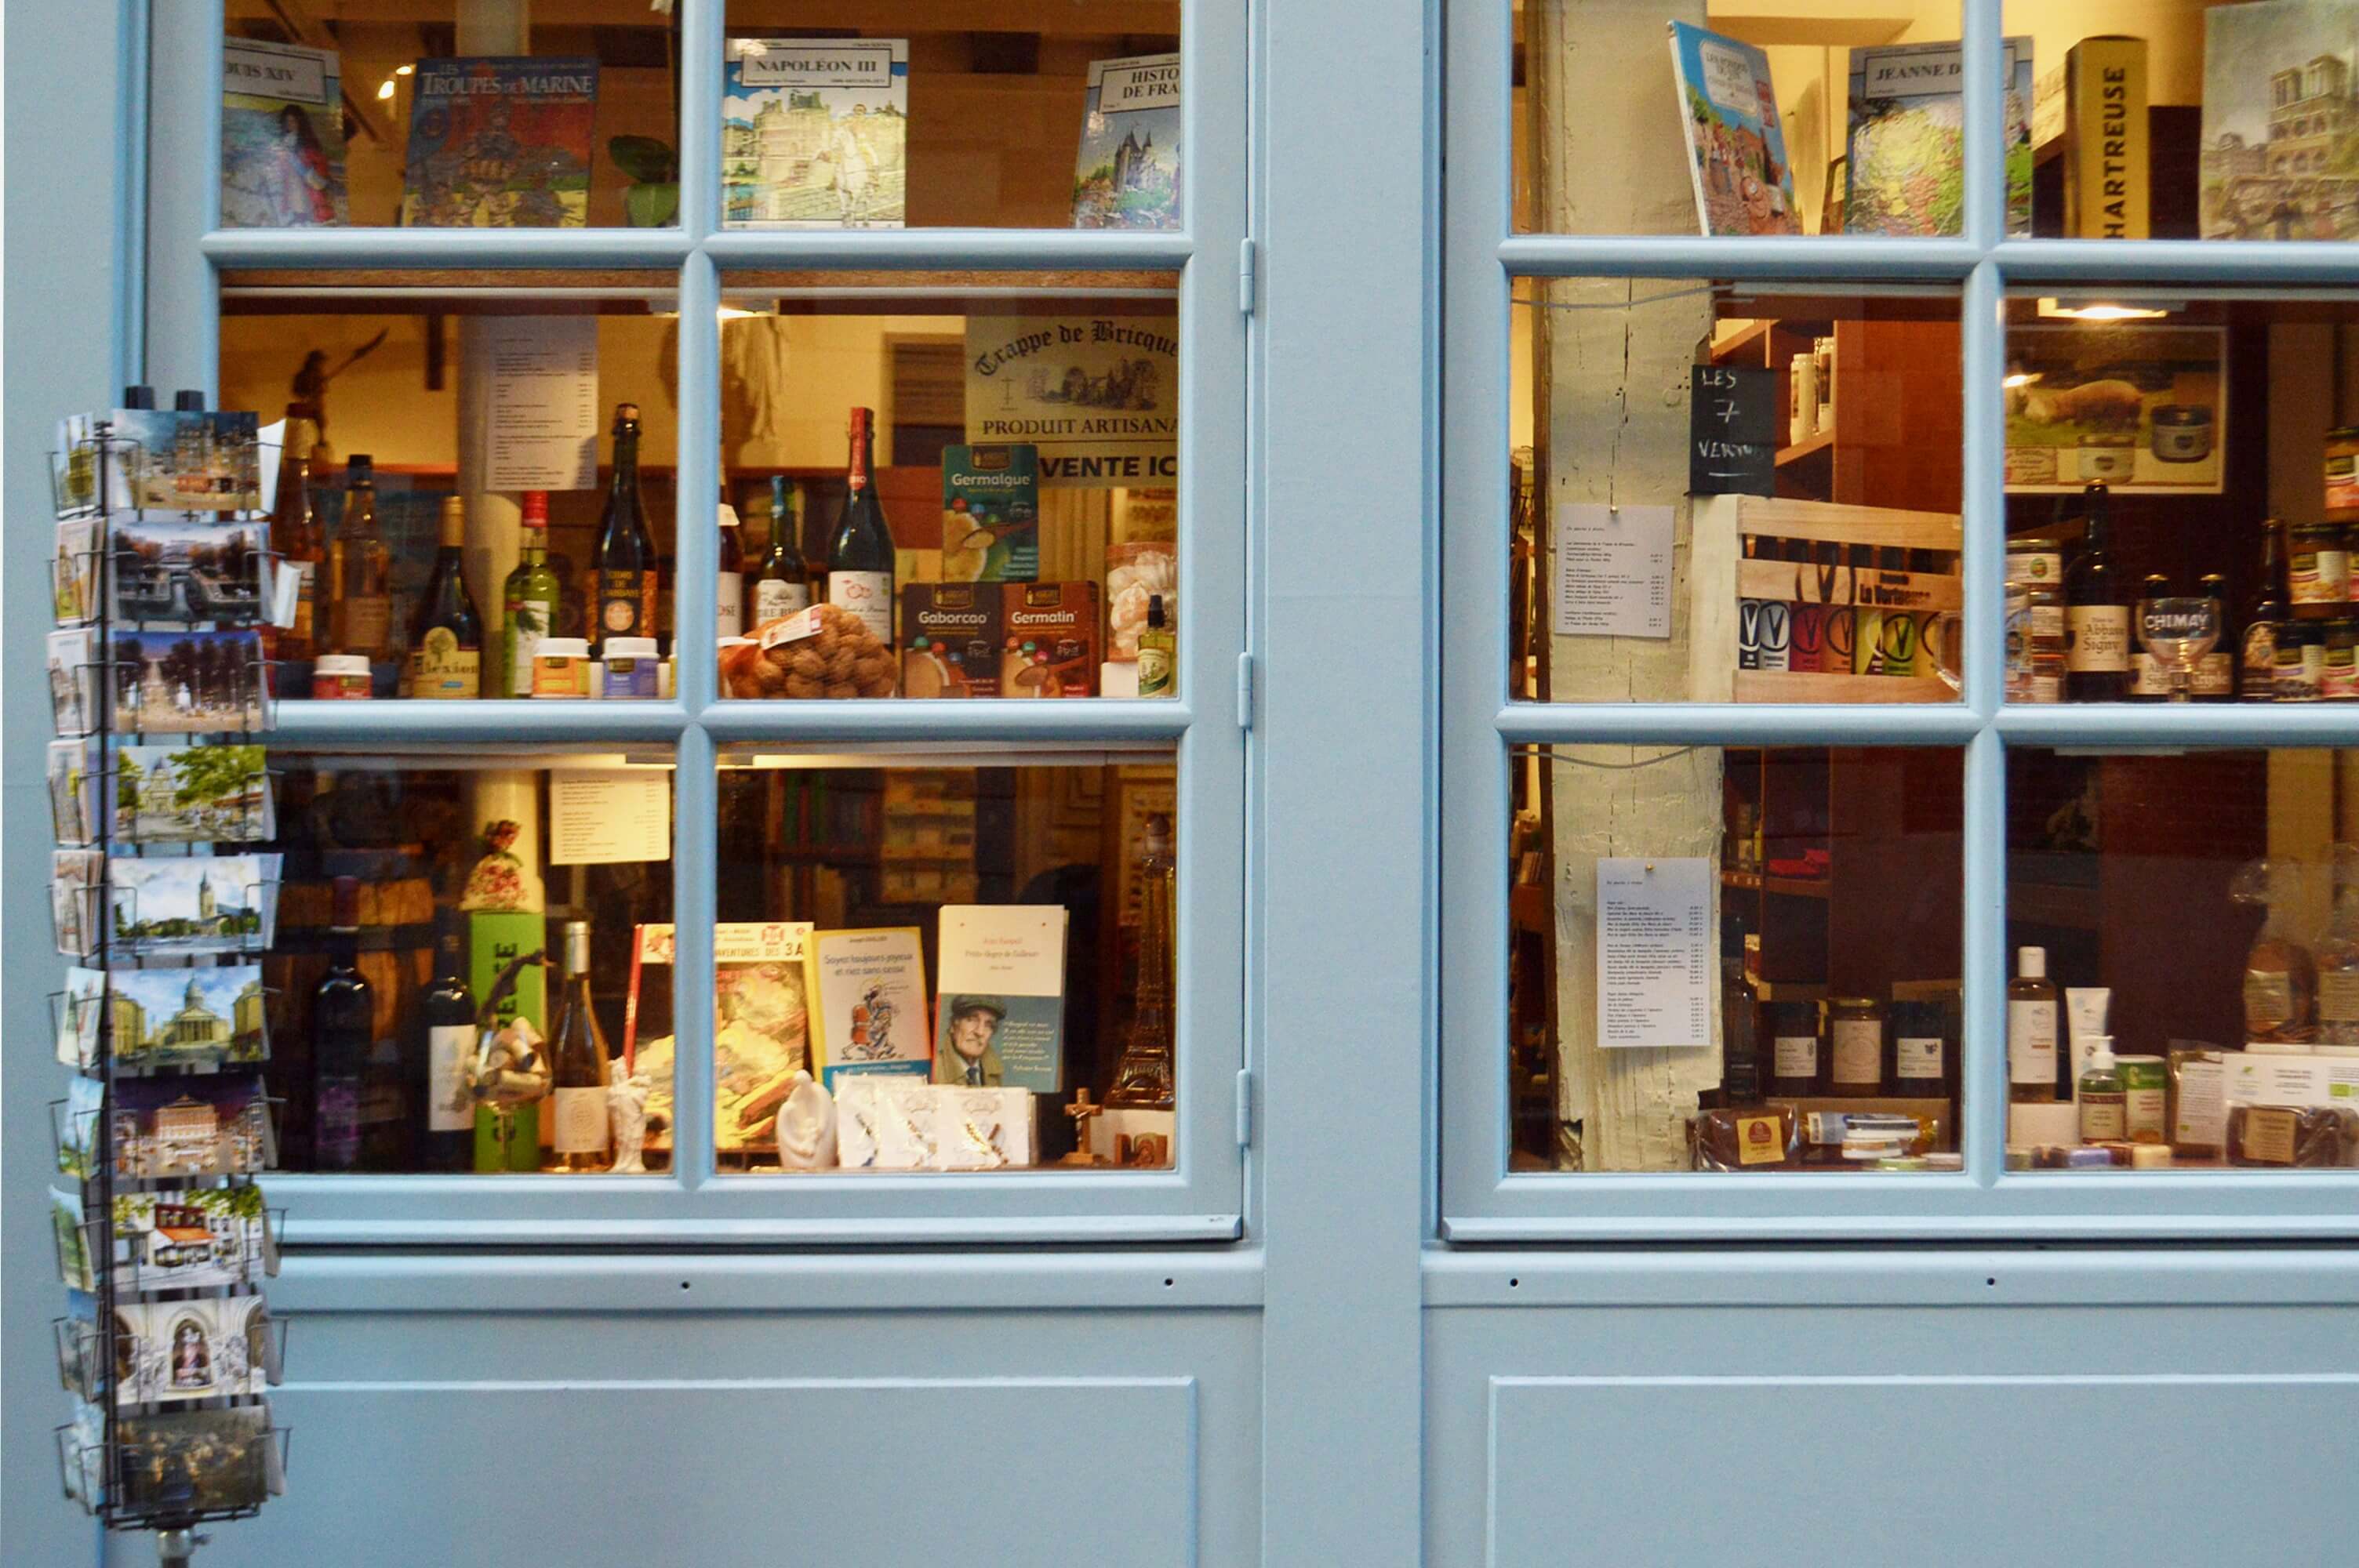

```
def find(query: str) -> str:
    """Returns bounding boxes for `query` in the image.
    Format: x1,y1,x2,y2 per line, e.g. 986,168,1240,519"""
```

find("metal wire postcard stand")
49,417,291,1552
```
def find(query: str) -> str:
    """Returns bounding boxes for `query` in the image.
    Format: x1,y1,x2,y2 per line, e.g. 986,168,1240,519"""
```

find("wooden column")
1530,0,1722,1171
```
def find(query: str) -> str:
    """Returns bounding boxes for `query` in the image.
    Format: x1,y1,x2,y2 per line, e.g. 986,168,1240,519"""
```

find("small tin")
601,635,660,699
2150,405,2213,463
2324,619,2359,700
311,654,372,700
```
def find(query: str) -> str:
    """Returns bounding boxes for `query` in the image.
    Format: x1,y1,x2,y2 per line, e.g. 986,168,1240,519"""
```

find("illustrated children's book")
1072,53,1181,230
222,38,347,227
723,38,908,228
401,56,599,227
1667,22,1801,237
1844,38,2034,238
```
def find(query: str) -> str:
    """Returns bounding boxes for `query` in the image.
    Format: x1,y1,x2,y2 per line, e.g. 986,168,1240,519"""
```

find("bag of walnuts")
722,604,898,699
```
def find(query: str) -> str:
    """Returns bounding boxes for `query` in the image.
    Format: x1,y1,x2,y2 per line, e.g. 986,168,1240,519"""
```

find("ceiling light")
2036,297,2179,322
376,78,396,100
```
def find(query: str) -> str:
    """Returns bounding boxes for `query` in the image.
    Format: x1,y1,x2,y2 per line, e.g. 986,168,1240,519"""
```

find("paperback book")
1667,22,1801,237
1844,38,2033,238
1072,53,1181,230
806,926,932,1088
400,56,598,227
932,904,1069,1092
222,38,347,227
2202,1,2359,240
722,38,909,229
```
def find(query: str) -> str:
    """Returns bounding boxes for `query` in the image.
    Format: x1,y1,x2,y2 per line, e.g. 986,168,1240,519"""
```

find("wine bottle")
827,407,896,644
412,909,478,1172
2197,572,2234,701
500,490,561,697
751,475,811,623
406,496,483,699
716,487,746,641
2242,519,2287,702
268,406,323,667
311,875,372,1172
547,920,610,1173
592,404,658,655
2063,483,2129,701
327,453,394,661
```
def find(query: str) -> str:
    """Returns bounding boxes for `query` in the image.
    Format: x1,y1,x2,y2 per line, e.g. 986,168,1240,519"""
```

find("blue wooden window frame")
1441,0,2359,1240
134,0,1250,1245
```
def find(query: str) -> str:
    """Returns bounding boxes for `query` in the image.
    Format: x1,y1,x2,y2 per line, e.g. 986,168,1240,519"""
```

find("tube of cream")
2065,987,2111,1102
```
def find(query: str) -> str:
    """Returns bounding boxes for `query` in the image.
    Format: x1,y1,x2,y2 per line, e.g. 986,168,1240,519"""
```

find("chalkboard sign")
1689,365,1776,497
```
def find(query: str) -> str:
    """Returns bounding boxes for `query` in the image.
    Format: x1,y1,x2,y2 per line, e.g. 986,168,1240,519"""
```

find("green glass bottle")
500,490,561,697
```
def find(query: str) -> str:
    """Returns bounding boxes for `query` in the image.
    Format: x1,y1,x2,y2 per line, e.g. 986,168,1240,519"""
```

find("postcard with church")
722,38,908,229
1073,54,1180,230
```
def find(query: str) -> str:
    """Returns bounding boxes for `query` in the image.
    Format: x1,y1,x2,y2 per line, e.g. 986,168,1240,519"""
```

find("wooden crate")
1688,495,1963,704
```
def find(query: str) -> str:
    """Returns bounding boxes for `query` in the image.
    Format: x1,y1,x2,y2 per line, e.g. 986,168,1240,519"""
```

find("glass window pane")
1508,743,1965,1173
218,274,682,700
1512,280,1962,705
224,5,678,229
2006,746,2359,1172
716,274,1180,702
246,747,676,1175
1513,2,1970,238
712,745,1178,1172
723,1,1180,230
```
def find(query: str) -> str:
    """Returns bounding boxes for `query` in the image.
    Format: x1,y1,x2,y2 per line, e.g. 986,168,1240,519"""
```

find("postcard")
112,1074,275,1179
53,1188,93,1291
53,849,101,958
48,739,96,845
104,406,261,514
54,518,99,623
117,743,275,844
56,1294,101,1400
48,626,98,736
104,963,269,1070
109,513,268,625
110,627,267,734
111,1296,278,1406
54,412,99,516
117,1404,281,1515
56,967,104,1072
108,853,281,956
57,1076,103,1181
110,1186,274,1293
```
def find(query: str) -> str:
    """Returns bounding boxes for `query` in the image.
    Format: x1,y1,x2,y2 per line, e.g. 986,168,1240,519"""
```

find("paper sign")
1595,856,1711,1050
547,770,670,865
482,317,600,491
1553,503,1674,639
1689,365,1776,496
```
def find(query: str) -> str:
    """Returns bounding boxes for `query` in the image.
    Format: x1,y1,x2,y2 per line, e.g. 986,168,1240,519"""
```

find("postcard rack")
48,408,289,1543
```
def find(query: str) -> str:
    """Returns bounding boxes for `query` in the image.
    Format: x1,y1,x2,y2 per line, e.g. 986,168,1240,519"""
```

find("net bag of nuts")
722,603,898,699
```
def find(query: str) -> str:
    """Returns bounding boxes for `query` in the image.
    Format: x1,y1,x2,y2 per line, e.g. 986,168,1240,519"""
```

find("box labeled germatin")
900,583,1003,698
1000,583,1100,697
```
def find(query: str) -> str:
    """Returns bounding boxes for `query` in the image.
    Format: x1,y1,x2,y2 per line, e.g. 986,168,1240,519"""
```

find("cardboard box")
2045,37,2148,240
940,445,1039,582
900,583,1003,697
1001,583,1100,697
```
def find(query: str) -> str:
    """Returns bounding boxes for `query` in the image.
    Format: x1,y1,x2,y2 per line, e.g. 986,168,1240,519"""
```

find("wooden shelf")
1776,429,1835,467
1721,869,1831,900
1732,670,1955,704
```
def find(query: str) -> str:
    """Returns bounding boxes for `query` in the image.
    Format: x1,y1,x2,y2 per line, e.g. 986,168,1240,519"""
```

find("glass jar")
2289,522,2350,606
1889,999,1952,1098
2328,426,2359,523
1826,996,1886,1094
2274,619,2325,702
2324,619,2359,701
1763,1000,1822,1097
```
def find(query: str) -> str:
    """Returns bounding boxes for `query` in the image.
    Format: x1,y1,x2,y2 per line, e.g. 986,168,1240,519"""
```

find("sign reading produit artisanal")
963,315,1178,488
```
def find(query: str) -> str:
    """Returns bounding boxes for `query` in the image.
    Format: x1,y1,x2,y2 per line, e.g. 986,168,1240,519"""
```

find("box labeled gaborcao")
900,583,1002,697
1001,583,1100,697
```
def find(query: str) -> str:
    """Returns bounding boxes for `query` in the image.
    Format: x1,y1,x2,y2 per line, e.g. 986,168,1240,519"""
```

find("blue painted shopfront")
5,2,2356,1565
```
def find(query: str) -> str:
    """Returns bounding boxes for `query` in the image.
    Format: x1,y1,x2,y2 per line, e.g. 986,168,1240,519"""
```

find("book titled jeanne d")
222,39,347,227
400,56,598,228
1844,38,2033,238
1072,54,1181,230
723,38,909,229
933,905,1069,1092
1667,22,1801,238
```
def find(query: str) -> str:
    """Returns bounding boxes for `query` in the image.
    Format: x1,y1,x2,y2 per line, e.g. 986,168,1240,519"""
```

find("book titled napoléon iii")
723,38,909,229
400,57,598,228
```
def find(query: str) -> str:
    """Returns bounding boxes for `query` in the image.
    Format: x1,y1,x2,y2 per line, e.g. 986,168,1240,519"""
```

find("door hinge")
1238,237,1256,317
1234,1069,1254,1149
1235,652,1254,731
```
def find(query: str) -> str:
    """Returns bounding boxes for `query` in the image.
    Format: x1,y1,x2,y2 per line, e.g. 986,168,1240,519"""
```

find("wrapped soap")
1692,1105,1798,1171
2226,1103,2357,1168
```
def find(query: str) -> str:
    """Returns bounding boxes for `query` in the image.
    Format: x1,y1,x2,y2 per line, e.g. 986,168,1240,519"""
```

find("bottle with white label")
2077,1035,2127,1142
415,911,477,1173
2008,946,2061,1102
1891,1000,1950,1098
751,475,812,624
547,920,609,1172
2063,484,2130,700
1827,996,1885,1095
827,405,896,645
716,489,745,641
1765,1000,1822,1097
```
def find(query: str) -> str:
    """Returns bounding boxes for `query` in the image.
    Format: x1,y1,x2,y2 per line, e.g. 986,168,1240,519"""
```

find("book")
2202,2,2359,239
399,56,598,228
1072,53,1181,230
626,921,816,1151
1667,22,1801,237
1844,38,2033,238
722,38,909,229
933,905,1069,1092
805,926,932,1089
2036,37,2149,239
222,38,347,227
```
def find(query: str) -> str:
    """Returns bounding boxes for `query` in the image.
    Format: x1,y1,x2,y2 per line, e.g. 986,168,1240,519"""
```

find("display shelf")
264,699,689,747
1720,869,1830,901
1732,670,1952,705
1775,429,1834,468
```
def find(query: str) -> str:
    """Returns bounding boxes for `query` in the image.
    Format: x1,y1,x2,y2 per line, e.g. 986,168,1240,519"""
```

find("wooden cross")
1061,1088,1105,1166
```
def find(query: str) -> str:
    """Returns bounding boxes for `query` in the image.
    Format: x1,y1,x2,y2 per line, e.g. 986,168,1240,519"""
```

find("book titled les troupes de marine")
1072,53,1181,230
221,38,347,227
400,56,598,228
1844,38,2034,238
1667,22,1802,238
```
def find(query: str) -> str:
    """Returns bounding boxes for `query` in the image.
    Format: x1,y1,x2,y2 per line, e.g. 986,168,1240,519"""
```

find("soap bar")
2226,1103,2354,1167
1692,1105,1798,1170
